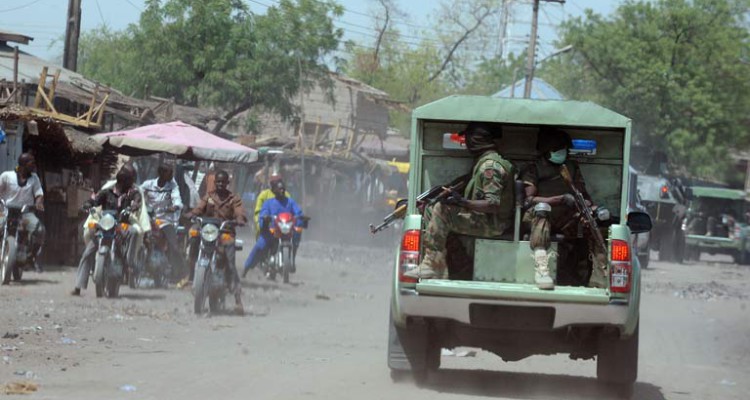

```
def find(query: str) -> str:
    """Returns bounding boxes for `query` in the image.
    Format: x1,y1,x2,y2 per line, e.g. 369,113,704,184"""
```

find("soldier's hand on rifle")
561,193,576,208
441,187,467,207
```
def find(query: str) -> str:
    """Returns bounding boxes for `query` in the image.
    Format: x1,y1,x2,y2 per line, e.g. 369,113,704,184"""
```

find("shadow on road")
241,279,302,290
11,278,60,286
118,293,167,301
420,369,665,400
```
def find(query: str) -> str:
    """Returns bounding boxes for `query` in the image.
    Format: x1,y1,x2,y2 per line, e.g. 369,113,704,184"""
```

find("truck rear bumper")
398,289,630,330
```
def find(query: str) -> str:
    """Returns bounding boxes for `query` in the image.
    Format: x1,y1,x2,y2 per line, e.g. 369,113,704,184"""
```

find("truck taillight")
399,229,421,283
660,185,669,199
610,239,631,293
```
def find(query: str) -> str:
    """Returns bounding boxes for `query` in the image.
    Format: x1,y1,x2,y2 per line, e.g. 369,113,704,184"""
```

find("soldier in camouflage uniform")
404,122,515,280
520,127,607,289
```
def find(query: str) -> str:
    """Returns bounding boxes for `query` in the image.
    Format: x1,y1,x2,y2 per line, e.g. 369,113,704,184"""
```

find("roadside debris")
315,293,331,301
4,381,38,395
119,384,137,392
441,349,477,357
3,332,19,339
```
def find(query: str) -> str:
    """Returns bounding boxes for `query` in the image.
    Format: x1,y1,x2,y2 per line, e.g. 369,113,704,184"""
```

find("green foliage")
540,0,750,179
461,52,527,96
343,0,502,135
79,0,344,132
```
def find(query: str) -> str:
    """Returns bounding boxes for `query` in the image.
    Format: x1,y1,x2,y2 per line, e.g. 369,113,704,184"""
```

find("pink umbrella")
92,121,258,163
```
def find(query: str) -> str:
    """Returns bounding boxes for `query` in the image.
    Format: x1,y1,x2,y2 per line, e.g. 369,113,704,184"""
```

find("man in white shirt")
0,153,45,273
141,164,186,280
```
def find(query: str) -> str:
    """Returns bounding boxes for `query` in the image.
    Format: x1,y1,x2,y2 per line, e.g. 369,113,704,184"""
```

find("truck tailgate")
415,280,610,304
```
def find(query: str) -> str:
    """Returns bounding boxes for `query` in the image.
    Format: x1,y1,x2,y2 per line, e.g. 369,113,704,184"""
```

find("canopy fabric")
92,121,258,163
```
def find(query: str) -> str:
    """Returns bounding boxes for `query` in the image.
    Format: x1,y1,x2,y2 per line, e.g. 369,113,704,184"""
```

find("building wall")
246,78,389,142
0,120,23,172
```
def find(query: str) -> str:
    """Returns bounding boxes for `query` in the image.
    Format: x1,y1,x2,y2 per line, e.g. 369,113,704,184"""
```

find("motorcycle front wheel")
282,246,293,284
1,238,16,285
93,249,108,298
193,267,209,314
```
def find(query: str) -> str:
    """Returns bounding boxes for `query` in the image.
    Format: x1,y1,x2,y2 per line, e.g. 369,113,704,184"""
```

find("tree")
79,0,344,133
344,0,502,133
461,52,527,96
540,0,750,179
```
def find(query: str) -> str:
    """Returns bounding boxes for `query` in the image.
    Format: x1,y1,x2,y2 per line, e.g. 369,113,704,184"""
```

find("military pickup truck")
386,96,652,396
682,186,750,264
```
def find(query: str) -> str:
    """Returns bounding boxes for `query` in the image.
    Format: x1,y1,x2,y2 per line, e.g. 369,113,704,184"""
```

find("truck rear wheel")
597,322,638,391
657,229,674,261
387,312,439,385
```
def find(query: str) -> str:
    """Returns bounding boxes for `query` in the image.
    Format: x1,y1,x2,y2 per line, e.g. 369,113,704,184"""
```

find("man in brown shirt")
186,170,247,314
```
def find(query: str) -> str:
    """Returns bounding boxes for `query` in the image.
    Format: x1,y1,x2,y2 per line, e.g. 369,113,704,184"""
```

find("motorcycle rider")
71,166,147,296
0,153,45,274
242,179,304,277
253,173,290,238
185,170,247,314
141,164,187,280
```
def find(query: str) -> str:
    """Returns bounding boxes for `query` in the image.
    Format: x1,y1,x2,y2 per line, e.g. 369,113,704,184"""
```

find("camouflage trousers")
422,202,510,257
522,207,607,286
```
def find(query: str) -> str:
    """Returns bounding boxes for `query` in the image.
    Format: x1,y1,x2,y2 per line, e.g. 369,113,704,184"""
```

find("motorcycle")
137,208,182,289
0,200,37,284
191,217,243,314
89,209,131,298
260,213,308,284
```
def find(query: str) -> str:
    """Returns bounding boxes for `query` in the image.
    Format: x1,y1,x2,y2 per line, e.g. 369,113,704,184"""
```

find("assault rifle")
369,174,469,234
559,165,608,257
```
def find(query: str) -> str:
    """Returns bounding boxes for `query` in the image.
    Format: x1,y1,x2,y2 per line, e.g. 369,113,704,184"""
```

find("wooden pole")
12,46,18,102
311,117,321,151
63,0,82,72
33,67,48,109
523,0,540,99
329,120,341,156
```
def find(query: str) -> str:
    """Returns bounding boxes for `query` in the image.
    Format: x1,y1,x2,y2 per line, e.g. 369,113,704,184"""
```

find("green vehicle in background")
682,186,750,264
386,96,652,396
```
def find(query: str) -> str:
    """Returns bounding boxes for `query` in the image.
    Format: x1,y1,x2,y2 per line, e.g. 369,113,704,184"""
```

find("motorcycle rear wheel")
193,267,208,314
106,277,120,298
209,292,224,313
12,266,22,281
2,239,16,285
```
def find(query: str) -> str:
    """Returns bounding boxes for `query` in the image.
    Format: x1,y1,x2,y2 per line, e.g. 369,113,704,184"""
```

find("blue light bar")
570,139,597,155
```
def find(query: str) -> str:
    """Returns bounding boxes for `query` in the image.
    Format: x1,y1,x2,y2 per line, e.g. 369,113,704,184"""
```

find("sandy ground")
0,234,748,400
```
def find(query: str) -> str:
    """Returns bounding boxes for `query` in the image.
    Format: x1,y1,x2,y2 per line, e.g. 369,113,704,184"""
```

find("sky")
1,0,618,64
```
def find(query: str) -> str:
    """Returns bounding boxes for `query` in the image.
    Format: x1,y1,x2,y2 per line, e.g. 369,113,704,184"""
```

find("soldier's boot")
588,253,609,288
403,249,448,280
532,248,554,290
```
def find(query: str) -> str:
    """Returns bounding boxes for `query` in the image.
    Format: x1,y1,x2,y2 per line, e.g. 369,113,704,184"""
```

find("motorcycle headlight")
201,224,219,242
99,214,116,231
279,221,293,234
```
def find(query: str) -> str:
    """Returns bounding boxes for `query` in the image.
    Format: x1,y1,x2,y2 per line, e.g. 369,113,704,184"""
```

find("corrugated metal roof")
0,30,33,45
0,44,101,92
492,77,565,100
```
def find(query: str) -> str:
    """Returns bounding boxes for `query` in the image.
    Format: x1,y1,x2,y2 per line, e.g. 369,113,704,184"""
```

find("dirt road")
0,237,748,400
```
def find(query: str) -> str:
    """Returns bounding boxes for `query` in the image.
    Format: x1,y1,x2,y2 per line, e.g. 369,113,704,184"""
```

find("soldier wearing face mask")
520,127,606,290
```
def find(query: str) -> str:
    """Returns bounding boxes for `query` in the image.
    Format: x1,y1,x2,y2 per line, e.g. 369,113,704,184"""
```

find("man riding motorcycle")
253,173,290,238
141,164,186,280
0,153,45,274
185,170,247,314
243,179,304,277
72,166,149,296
